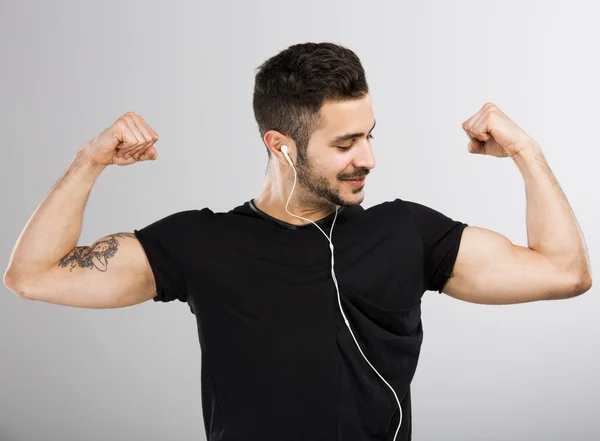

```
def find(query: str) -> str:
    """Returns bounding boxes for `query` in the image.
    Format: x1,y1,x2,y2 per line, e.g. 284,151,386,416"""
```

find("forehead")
316,93,374,134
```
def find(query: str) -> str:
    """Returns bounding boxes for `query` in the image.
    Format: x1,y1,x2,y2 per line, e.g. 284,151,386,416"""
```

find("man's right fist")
81,112,159,166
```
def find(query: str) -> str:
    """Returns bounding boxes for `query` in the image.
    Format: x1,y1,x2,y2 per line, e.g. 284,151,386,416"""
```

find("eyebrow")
330,119,377,144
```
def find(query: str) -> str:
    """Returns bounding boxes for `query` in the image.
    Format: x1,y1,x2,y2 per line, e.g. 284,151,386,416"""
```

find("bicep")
442,226,580,304
18,232,157,308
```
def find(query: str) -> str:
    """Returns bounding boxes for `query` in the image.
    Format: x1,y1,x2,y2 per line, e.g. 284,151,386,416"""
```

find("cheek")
313,154,345,176
303,148,347,180
319,163,342,182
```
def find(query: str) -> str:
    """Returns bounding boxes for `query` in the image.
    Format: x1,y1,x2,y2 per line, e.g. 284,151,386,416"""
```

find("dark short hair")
252,42,369,162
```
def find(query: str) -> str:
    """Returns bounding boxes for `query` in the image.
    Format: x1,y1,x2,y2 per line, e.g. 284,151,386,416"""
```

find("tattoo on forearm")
57,232,136,272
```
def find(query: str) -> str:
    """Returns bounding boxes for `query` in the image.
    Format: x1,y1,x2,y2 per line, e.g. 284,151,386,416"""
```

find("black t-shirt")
134,198,468,441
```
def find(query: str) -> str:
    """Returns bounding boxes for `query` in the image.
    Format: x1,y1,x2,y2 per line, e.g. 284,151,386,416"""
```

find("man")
3,42,592,441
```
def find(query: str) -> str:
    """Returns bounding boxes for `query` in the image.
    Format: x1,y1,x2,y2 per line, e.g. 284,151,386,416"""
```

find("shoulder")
135,207,215,236
364,197,414,219
367,197,467,239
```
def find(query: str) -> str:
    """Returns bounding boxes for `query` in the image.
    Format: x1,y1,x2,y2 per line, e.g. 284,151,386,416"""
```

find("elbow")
575,274,592,296
3,270,29,299
569,271,592,297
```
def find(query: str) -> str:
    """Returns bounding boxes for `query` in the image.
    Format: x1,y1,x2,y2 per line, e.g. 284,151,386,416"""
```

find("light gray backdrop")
1,1,598,440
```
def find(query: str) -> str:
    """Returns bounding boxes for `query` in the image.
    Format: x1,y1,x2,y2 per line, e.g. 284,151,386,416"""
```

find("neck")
254,168,337,226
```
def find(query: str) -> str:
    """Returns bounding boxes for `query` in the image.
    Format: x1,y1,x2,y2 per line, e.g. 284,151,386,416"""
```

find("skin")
57,233,137,272
254,92,377,226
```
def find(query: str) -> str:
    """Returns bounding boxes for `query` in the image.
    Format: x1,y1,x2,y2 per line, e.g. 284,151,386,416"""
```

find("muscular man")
4,42,592,441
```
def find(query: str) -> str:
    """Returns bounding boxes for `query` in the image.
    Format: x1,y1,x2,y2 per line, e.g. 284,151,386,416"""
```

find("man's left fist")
462,102,537,158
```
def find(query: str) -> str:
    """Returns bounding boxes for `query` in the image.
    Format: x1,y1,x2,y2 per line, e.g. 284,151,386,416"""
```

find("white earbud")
281,145,294,167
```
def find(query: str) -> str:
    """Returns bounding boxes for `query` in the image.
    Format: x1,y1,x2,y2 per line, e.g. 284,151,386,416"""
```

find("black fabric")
134,198,468,441
403,201,469,293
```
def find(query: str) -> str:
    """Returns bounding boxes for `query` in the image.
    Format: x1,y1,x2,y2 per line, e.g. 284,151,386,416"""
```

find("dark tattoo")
57,232,136,272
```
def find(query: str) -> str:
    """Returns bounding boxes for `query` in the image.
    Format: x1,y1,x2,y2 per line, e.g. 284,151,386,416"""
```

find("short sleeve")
403,200,468,294
134,209,202,303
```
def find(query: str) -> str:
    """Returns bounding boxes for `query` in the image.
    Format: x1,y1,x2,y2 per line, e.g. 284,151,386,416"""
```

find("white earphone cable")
282,151,403,441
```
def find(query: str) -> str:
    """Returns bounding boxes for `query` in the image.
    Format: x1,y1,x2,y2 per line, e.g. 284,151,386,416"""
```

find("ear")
264,130,295,166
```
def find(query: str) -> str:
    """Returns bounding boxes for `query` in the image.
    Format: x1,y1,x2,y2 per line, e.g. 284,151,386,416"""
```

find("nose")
353,138,376,171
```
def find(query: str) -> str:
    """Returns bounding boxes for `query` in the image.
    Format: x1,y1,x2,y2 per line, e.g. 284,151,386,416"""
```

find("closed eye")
336,133,375,151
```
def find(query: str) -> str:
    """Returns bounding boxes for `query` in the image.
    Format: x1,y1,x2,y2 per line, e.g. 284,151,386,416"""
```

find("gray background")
1,0,598,440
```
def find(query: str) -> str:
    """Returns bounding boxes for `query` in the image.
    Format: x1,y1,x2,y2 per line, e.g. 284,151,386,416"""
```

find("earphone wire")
282,152,403,441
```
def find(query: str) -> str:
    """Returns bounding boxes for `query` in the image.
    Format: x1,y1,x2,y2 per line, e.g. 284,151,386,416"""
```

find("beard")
294,150,366,208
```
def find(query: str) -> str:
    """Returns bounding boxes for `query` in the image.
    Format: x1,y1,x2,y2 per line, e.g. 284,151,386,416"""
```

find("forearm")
512,143,591,280
5,148,107,284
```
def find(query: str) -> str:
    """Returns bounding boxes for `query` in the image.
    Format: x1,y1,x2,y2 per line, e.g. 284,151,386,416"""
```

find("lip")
343,176,366,187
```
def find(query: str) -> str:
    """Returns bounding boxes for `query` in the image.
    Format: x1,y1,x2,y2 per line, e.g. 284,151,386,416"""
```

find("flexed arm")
3,112,162,308
442,103,592,304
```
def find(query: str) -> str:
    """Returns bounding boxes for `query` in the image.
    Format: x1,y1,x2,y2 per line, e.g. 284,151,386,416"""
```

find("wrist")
76,147,109,171
511,141,545,176
510,141,543,161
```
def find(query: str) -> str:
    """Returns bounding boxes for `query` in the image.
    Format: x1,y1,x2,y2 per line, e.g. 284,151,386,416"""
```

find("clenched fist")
81,112,159,166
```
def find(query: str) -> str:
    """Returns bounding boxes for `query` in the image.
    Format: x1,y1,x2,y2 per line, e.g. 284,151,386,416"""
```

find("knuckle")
115,120,128,132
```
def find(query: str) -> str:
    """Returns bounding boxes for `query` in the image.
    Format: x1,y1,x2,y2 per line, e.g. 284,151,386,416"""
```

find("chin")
339,191,365,207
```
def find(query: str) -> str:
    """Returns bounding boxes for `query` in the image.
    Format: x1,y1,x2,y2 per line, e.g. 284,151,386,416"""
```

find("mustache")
340,171,370,180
